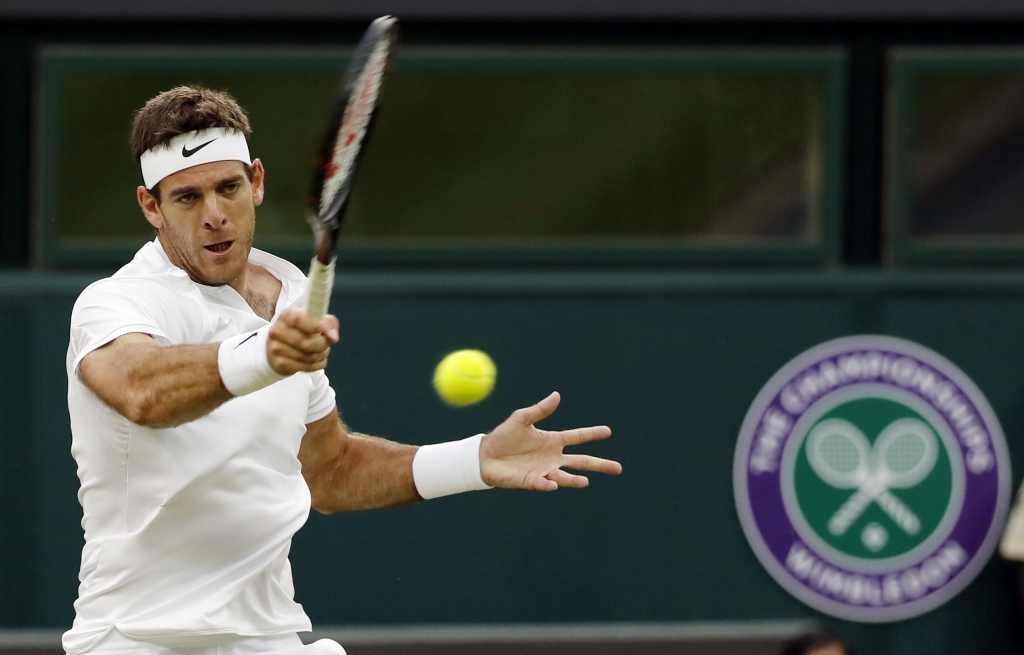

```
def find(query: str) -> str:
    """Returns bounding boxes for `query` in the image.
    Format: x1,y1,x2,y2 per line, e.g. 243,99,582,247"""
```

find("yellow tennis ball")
433,349,497,407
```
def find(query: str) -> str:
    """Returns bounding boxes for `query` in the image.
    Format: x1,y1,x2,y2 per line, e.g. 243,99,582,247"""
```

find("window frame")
887,47,1024,265
35,44,847,268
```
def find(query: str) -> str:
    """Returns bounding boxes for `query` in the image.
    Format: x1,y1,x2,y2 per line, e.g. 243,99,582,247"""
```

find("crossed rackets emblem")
806,418,939,537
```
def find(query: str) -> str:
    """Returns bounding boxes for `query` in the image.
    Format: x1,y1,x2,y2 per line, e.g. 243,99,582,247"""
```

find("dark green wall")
3,270,1024,654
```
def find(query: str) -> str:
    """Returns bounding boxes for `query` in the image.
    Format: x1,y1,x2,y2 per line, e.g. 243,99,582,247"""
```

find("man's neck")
154,236,280,320
237,262,282,321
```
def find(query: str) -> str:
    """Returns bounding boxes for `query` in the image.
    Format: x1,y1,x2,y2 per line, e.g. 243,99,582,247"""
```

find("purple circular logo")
734,336,1010,622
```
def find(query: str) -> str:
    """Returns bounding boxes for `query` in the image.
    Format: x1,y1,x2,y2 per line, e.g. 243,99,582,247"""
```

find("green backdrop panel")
1,272,1024,655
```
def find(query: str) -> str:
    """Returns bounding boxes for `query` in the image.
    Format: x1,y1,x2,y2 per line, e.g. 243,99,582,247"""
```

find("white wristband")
218,325,287,396
413,434,493,500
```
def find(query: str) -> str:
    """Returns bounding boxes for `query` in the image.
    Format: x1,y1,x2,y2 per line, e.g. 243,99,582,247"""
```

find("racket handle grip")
305,257,336,319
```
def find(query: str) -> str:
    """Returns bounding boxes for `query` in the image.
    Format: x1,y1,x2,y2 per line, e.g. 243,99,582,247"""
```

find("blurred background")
3,0,1024,653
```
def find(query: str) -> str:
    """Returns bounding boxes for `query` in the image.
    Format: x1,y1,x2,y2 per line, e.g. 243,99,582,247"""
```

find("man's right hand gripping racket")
304,15,397,319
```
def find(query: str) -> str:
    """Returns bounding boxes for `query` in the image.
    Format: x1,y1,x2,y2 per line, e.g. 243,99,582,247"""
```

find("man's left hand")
479,392,622,491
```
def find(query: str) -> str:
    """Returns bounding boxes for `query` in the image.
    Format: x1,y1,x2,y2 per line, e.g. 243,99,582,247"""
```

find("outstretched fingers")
530,475,559,492
546,469,590,488
556,425,612,447
516,391,561,426
562,454,622,475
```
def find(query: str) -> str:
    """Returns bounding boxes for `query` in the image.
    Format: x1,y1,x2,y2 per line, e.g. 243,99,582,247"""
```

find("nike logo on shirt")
182,139,217,157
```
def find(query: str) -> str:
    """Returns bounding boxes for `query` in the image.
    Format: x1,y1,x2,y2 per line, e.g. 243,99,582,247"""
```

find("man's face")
136,159,265,287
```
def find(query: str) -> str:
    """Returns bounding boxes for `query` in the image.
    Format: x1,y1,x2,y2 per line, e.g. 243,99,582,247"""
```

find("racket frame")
304,15,397,319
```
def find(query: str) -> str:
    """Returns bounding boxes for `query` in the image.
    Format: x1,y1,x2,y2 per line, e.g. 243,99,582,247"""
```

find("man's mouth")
204,241,233,254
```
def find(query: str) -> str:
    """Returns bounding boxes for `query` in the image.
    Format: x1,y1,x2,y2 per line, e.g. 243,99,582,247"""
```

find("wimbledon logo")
733,336,1010,622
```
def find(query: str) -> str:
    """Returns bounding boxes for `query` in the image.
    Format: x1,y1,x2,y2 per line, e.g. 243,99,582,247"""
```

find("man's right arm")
78,308,339,428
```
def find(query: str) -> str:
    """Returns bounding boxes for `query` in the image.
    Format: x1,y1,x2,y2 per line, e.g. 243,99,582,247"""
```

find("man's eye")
224,184,240,193
177,194,195,204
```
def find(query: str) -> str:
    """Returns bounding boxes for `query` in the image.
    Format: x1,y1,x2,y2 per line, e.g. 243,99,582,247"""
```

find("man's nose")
201,195,228,229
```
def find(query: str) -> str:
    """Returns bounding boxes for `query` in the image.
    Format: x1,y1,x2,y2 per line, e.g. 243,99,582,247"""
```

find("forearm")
328,433,420,512
80,336,232,428
126,344,232,427
300,414,419,513
80,310,338,428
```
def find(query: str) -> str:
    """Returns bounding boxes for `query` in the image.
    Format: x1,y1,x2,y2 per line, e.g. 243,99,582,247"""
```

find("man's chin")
159,233,251,287
193,251,247,286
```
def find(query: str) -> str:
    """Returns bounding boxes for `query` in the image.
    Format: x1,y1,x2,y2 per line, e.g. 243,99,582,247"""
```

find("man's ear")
250,159,266,207
137,186,164,229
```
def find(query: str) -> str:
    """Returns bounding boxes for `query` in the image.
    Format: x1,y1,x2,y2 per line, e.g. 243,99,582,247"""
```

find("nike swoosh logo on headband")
182,139,217,157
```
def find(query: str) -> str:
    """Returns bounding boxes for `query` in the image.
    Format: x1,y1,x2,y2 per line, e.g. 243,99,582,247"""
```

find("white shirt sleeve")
305,370,337,424
70,279,175,376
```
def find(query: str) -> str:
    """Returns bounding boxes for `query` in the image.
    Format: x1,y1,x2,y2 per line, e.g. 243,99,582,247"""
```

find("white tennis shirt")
64,239,336,653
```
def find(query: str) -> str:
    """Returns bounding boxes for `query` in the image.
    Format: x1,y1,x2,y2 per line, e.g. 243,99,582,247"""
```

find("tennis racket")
304,15,398,319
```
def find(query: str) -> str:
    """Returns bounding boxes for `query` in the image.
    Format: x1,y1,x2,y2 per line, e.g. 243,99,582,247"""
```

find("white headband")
140,127,252,189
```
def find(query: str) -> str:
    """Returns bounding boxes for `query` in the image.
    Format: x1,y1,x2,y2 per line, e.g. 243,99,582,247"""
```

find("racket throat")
315,227,340,265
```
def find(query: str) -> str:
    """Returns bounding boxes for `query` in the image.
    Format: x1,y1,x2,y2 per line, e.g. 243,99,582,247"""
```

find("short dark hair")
131,86,254,199
130,85,252,161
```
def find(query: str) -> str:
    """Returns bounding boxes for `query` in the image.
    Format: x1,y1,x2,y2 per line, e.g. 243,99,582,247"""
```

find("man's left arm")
299,409,419,513
299,392,622,514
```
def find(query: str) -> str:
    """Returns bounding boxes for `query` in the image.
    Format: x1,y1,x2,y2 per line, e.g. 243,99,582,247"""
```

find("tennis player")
64,86,621,655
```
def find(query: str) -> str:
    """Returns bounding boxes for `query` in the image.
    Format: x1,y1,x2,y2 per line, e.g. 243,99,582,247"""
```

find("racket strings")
320,41,390,217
